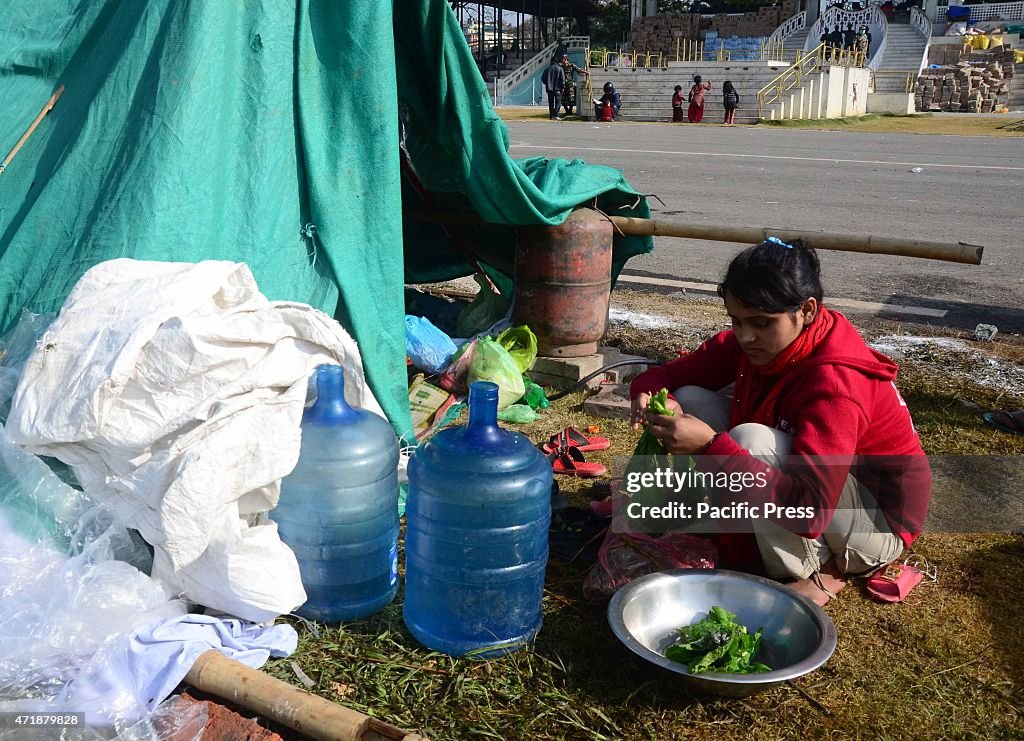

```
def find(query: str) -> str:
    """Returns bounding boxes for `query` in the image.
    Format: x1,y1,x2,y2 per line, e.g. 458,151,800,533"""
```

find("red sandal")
541,426,611,454
548,446,607,478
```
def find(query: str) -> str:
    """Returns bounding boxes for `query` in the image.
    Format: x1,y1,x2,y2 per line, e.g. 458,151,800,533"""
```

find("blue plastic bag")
406,315,458,373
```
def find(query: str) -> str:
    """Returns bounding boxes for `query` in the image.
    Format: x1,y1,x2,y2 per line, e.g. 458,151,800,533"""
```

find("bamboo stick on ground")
185,650,426,741
1,84,65,175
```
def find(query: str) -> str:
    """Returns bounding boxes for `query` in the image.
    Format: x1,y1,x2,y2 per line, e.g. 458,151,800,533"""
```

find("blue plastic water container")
272,365,400,622
403,381,552,657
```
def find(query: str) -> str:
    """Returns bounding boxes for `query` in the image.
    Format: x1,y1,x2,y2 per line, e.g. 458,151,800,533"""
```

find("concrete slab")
582,382,633,420
529,354,606,390
529,348,655,390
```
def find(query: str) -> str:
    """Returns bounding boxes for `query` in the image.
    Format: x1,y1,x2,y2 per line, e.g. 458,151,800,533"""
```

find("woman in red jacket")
629,238,931,605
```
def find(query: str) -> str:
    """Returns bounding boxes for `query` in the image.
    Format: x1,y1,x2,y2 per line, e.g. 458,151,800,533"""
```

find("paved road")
506,120,1024,334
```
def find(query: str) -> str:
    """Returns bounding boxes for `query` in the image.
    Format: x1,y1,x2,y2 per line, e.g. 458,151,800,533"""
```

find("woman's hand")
631,393,684,430
630,393,650,430
645,413,716,455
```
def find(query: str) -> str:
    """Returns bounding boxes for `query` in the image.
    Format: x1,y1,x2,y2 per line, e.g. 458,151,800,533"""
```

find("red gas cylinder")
514,208,613,358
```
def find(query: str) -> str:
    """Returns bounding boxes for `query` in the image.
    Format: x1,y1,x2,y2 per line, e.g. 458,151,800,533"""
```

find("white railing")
767,12,806,45
941,0,1024,20
495,36,589,106
806,5,888,70
909,6,932,83
910,6,931,38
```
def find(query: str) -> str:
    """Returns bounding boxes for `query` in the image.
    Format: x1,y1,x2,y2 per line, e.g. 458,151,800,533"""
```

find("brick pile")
629,13,702,56
914,45,1015,112
629,1,798,57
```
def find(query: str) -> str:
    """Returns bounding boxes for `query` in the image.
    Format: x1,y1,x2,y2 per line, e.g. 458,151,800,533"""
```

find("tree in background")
589,0,631,47
658,0,711,12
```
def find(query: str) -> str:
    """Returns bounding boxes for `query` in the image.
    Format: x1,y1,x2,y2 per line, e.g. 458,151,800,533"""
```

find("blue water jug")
404,381,552,657
272,365,399,622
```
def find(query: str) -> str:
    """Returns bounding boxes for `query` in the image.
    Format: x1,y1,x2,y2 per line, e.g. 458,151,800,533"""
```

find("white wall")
772,64,870,118
630,0,658,20
867,92,916,113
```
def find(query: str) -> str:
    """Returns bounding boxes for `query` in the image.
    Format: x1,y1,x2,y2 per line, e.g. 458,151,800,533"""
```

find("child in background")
722,81,740,125
596,82,621,122
672,85,685,122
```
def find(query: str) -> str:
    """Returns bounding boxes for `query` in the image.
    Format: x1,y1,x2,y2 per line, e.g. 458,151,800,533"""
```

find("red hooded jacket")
630,312,931,546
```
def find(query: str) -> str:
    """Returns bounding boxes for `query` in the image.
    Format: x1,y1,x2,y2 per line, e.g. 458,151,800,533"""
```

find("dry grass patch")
759,112,1024,137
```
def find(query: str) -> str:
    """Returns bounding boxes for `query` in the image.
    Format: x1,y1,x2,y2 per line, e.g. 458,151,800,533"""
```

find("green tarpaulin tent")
0,0,652,438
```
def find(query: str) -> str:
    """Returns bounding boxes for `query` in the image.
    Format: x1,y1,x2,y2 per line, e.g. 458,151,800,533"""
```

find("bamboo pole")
185,650,426,741
1,84,65,175
608,216,984,265
401,210,984,265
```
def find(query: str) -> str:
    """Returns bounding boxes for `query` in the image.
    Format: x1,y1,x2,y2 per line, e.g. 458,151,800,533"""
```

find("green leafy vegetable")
634,388,674,457
665,606,772,674
625,389,702,514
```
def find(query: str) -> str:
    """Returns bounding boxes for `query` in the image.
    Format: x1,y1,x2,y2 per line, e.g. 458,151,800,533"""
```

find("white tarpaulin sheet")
7,259,384,622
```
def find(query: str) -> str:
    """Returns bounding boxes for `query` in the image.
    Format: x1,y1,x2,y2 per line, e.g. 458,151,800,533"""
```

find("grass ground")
261,291,1024,741
496,106,1024,137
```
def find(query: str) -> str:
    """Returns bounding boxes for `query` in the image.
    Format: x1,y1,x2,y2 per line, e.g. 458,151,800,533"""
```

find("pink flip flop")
541,426,611,454
865,556,936,603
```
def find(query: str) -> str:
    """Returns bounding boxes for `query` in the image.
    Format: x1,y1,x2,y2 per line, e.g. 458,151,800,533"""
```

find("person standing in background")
559,54,589,117
672,84,686,122
844,25,857,51
687,75,712,123
541,57,565,120
722,81,740,125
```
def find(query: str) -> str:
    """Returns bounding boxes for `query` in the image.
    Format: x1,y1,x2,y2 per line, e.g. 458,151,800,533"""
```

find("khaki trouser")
674,385,904,580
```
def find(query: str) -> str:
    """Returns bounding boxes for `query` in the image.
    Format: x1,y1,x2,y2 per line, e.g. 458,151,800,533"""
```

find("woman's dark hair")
693,75,702,84
674,84,682,92
723,81,735,94
717,238,823,313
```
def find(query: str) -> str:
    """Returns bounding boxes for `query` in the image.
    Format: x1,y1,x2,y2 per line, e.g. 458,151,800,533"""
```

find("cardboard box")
408,376,455,439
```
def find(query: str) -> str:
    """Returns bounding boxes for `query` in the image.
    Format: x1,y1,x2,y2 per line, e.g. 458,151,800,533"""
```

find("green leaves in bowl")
665,605,772,674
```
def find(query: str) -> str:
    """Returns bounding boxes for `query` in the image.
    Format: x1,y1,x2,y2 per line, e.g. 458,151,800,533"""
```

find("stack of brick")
629,2,799,55
629,13,702,56
914,45,1014,112
710,11,776,39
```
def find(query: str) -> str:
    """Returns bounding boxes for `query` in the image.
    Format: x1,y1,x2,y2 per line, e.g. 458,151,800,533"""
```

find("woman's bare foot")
788,562,848,606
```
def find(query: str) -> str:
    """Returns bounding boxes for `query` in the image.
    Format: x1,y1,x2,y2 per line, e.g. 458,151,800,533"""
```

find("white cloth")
2,600,297,730
7,259,384,621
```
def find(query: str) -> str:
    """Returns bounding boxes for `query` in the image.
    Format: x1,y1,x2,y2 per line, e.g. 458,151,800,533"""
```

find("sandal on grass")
982,408,1024,436
865,555,936,603
541,426,611,454
548,446,607,478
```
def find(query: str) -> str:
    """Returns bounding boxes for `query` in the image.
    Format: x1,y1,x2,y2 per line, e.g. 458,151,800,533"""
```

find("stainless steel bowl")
608,569,837,698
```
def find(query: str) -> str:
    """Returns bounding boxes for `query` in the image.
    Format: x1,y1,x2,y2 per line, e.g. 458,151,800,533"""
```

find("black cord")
545,358,661,403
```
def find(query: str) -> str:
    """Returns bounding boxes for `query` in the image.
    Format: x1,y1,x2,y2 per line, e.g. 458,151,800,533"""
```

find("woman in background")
687,74,712,123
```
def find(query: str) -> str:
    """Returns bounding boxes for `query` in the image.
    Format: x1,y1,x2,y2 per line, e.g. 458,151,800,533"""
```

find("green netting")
0,0,652,439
